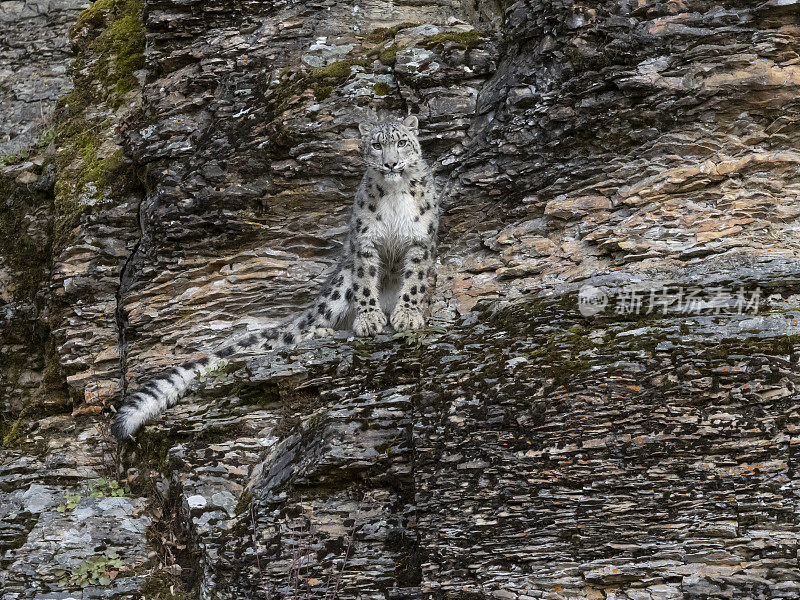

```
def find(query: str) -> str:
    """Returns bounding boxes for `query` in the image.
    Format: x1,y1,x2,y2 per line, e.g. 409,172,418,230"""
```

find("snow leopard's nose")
384,160,397,170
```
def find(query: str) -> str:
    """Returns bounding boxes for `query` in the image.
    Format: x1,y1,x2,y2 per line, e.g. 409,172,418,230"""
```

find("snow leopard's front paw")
390,305,425,332
353,310,387,337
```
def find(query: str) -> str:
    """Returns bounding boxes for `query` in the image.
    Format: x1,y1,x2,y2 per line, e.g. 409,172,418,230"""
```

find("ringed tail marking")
111,281,352,441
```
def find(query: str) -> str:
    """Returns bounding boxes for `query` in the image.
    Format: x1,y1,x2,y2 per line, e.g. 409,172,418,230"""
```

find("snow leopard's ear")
402,115,419,133
359,123,373,137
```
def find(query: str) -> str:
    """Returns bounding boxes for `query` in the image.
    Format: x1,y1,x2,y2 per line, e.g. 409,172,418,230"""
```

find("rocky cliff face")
2,1,800,598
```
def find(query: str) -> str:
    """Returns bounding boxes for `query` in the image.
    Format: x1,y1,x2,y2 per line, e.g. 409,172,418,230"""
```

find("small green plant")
392,325,447,348
55,491,82,514
35,127,56,149
0,128,55,168
88,477,127,497
195,360,229,384
57,550,124,587
0,151,27,166
55,477,128,513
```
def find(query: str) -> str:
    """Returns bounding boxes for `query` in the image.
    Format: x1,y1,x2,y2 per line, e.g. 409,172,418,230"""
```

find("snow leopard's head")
359,116,423,182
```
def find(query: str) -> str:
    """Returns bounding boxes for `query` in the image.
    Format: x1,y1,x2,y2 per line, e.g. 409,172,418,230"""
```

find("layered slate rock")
0,0,88,156
0,0,91,421
1,0,800,598
1,1,151,597
130,276,800,598
0,415,152,598
48,0,146,406
439,0,800,311
412,291,800,598
120,0,502,392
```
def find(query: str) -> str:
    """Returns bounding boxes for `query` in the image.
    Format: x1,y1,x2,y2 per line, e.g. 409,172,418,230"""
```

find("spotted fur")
112,115,439,440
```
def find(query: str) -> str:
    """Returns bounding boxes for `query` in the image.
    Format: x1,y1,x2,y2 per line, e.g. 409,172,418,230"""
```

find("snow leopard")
112,115,439,440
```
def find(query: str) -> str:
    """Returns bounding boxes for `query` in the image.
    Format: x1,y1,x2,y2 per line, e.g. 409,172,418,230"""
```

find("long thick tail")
111,325,284,440
111,352,225,440
112,267,353,440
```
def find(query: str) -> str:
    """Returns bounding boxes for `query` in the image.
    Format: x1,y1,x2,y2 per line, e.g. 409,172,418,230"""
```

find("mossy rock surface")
374,82,392,96
362,22,420,44
53,0,144,252
420,30,486,50
268,58,372,117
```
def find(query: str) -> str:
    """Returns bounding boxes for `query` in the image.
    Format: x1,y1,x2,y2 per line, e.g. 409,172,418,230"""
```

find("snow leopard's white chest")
372,187,426,264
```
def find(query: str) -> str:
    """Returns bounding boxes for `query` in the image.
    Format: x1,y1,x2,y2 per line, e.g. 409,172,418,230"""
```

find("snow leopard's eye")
397,139,408,147
372,142,382,151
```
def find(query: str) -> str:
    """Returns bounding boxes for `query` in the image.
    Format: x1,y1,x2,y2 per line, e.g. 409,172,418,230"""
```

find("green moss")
709,334,800,360
72,0,118,31
0,0,136,430
347,338,375,359
268,58,371,118
83,0,145,108
488,293,800,390
0,177,50,300
234,381,280,406
136,429,179,476
0,214,70,433
373,82,392,96
234,490,253,515
0,398,72,448
107,13,146,74
378,44,399,66
51,191,84,251
52,128,124,250
313,85,333,101
307,58,370,82
363,22,420,44
1,407,32,448
308,61,351,80
141,571,187,600
69,0,145,107
420,30,486,50
51,0,143,251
